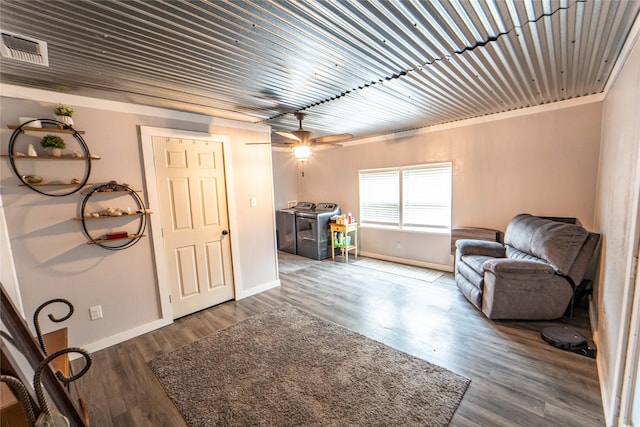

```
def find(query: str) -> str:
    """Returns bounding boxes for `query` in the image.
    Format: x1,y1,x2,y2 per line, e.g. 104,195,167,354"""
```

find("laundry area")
276,202,350,260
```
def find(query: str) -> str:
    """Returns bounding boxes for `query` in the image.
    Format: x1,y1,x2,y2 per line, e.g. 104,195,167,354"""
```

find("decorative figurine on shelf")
27,143,38,157
19,117,42,128
53,103,74,126
40,134,66,157
85,207,134,217
96,180,130,192
21,175,43,184
105,231,129,240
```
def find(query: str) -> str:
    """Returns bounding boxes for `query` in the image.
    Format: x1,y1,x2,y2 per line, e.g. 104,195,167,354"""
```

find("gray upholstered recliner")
455,214,600,320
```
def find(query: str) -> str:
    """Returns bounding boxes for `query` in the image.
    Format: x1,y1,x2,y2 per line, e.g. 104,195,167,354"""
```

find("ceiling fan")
248,112,353,160
274,112,353,146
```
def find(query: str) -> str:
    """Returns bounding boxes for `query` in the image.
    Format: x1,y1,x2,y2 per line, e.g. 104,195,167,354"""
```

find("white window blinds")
359,170,399,225
359,163,452,231
402,165,451,229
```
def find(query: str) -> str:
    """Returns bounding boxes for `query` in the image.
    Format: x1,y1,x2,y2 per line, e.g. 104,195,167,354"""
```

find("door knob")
222,230,229,235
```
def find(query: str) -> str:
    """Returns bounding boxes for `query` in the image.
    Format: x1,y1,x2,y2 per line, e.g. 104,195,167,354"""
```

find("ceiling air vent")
0,31,49,66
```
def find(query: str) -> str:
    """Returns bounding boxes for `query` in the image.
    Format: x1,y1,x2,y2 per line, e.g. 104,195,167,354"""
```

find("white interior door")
152,136,234,318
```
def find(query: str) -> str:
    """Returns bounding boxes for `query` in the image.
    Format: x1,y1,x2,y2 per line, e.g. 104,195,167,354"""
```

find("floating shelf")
7,125,86,135
80,189,139,194
1,155,97,160
19,182,93,187
86,234,146,244
73,213,150,221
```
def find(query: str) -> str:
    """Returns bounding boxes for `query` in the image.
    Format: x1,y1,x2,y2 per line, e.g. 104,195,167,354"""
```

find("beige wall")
274,101,603,269
595,30,640,425
0,91,278,351
272,151,301,209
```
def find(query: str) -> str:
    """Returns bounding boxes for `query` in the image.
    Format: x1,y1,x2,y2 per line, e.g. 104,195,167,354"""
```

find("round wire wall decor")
7,118,92,197
80,182,147,250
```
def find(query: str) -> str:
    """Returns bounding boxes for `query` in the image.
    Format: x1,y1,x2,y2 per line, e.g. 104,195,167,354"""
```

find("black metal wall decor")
7,118,92,197
79,182,148,250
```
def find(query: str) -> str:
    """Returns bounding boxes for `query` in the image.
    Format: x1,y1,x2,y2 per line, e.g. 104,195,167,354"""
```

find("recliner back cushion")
505,246,545,263
505,214,589,275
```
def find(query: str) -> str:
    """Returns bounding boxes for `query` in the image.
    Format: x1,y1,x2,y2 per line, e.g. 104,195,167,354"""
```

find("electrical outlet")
396,241,402,249
250,196,257,207
89,305,103,321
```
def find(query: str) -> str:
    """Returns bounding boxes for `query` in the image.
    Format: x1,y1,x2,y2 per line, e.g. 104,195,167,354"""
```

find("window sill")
359,223,450,236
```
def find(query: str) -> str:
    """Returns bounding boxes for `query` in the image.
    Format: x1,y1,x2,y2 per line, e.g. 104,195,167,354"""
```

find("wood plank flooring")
73,254,604,426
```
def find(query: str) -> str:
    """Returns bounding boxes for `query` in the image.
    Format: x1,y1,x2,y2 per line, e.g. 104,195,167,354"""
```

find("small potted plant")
53,103,74,126
40,134,66,157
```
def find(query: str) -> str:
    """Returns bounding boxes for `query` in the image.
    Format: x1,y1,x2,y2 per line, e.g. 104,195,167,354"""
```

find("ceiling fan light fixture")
292,145,311,162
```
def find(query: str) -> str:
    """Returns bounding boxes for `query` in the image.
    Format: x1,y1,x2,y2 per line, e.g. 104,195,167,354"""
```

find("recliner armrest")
456,239,505,258
483,258,555,277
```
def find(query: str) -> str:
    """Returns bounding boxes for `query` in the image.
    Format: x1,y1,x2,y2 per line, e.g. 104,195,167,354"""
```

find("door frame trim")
139,126,236,322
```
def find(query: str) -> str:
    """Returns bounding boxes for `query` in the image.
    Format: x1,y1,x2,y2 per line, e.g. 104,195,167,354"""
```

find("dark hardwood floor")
74,254,604,426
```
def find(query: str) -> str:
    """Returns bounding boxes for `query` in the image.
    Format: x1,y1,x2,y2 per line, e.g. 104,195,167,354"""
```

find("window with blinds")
359,170,400,226
359,163,452,231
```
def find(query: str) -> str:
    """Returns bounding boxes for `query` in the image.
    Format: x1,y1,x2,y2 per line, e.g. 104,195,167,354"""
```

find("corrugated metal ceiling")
1,0,639,141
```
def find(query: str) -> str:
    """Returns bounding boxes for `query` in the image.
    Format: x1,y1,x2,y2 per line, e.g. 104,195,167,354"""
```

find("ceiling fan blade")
313,143,343,148
311,133,353,144
275,131,301,141
245,141,294,147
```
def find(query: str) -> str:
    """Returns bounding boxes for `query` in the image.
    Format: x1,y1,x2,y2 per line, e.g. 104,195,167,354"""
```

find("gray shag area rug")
150,304,470,427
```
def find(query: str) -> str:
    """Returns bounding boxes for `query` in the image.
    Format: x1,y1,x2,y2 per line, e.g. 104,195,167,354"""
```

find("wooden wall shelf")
7,125,85,135
73,213,150,221
86,234,146,244
1,155,96,160
19,183,93,187
80,189,139,194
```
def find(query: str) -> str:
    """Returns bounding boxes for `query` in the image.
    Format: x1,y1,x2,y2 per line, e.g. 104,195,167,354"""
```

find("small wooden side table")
330,222,358,262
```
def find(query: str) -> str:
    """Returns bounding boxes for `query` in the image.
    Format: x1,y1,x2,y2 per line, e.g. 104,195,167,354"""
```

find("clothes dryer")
275,202,315,254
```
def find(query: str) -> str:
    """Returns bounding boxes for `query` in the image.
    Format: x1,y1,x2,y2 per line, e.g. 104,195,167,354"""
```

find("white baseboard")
73,280,281,358
358,251,453,273
74,317,173,359
597,344,619,427
236,279,281,300
589,296,599,345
